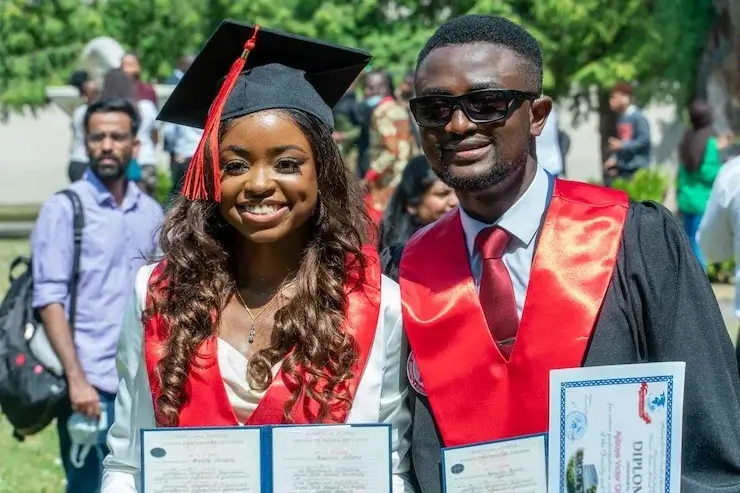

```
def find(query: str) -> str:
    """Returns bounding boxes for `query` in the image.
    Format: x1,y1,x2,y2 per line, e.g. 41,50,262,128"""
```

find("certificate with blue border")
441,433,547,493
140,423,392,493
548,362,685,493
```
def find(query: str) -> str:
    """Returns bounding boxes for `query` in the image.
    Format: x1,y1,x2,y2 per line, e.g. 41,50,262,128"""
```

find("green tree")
0,0,717,129
0,0,102,112
98,0,207,82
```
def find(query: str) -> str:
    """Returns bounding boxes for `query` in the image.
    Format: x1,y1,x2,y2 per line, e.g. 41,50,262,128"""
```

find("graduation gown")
101,255,415,493
383,179,740,493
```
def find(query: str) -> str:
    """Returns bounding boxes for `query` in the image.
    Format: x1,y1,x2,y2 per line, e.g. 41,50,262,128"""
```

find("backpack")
0,190,84,440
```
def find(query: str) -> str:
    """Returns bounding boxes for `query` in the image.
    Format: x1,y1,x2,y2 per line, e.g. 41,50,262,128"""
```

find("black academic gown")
383,201,740,493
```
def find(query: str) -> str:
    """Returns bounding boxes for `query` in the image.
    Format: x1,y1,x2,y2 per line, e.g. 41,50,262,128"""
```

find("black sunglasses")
409,89,539,128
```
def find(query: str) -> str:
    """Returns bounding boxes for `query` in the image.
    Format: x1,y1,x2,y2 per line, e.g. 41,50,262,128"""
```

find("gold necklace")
235,288,281,343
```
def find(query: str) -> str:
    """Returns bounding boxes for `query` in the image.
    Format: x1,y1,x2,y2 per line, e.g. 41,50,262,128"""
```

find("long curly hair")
145,109,372,426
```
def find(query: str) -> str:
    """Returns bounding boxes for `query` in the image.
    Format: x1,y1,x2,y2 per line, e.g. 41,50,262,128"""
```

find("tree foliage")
0,0,718,118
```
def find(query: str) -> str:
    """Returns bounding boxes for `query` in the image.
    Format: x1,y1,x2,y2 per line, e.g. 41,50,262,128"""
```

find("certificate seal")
407,352,426,396
565,411,587,441
450,464,465,474
149,447,167,458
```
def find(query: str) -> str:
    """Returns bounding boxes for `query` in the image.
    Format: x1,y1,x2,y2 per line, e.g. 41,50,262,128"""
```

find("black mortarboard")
157,20,371,201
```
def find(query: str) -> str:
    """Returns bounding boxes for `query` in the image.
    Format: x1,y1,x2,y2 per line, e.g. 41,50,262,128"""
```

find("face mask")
67,401,108,468
366,95,383,108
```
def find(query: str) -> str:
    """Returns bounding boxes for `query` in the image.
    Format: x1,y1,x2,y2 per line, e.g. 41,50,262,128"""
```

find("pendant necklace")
235,288,281,343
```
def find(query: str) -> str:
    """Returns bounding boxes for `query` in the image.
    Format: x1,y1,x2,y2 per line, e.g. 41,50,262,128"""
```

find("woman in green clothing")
677,101,722,267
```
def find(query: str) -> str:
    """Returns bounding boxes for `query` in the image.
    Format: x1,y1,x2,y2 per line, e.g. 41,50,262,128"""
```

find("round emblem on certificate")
407,352,426,396
149,447,167,458
565,411,587,441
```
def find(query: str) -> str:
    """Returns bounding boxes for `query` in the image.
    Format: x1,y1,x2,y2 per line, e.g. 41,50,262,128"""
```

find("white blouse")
101,263,414,493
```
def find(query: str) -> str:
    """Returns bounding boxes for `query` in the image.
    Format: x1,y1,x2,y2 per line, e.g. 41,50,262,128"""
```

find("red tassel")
181,26,261,201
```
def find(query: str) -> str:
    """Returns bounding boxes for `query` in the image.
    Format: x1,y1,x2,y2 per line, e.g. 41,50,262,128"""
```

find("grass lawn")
0,239,65,493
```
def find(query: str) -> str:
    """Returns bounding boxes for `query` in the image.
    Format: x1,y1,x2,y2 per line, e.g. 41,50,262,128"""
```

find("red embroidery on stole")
144,246,382,427
400,179,629,447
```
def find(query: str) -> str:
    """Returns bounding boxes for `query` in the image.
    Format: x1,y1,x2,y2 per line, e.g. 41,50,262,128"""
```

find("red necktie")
475,227,519,359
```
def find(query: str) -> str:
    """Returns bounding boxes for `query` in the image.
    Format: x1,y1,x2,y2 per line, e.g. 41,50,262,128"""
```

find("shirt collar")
459,165,552,257
626,104,637,115
82,169,142,211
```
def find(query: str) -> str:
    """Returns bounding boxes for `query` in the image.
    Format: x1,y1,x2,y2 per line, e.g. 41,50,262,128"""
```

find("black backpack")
0,190,84,440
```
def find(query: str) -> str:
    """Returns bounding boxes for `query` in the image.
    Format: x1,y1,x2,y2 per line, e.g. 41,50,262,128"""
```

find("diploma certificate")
549,362,685,493
271,424,392,493
441,434,547,493
141,427,262,493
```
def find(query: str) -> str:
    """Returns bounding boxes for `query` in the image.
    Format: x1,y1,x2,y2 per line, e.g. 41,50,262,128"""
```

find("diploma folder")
440,433,548,493
140,423,393,493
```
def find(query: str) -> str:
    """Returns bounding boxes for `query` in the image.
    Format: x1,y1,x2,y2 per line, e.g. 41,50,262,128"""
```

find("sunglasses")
409,89,539,128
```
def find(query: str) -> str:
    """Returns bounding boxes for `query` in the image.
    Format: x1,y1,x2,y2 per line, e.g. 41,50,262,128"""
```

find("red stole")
144,246,382,427
400,179,629,447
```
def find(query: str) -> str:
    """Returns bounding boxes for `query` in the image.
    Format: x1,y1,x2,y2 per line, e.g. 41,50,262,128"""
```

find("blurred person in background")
677,101,724,268
162,54,201,200
161,120,203,200
164,54,196,85
332,76,365,175
68,70,101,182
100,69,160,195
363,70,418,223
398,71,421,148
720,132,739,163
604,82,651,185
120,52,158,106
698,145,740,372
535,105,563,177
379,155,457,263
32,99,163,493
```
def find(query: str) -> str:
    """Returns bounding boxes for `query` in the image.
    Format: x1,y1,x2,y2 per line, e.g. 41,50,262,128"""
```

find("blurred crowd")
63,51,740,278
65,52,578,251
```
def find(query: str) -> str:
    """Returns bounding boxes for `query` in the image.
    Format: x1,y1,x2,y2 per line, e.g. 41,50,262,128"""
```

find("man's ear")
530,96,553,138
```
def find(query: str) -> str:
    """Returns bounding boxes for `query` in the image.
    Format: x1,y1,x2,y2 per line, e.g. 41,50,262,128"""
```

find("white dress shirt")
458,165,553,319
698,156,740,318
102,263,414,493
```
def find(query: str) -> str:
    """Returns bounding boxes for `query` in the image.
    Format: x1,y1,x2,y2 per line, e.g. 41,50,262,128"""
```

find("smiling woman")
100,20,414,493
217,111,319,243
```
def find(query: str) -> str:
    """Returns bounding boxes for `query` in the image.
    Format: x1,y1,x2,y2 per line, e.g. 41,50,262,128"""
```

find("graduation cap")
158,20,372,201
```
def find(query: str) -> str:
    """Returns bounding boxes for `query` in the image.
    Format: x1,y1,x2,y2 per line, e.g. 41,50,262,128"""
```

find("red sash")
144,246,382,427
400,179,628,447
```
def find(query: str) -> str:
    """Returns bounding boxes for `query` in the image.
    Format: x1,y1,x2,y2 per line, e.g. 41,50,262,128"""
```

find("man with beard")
388,14,740,493
31,99,163,493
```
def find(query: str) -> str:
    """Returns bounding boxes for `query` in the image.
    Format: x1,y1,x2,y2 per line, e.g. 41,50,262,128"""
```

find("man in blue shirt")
604,82,652,185
31,99,164,492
